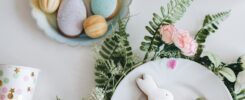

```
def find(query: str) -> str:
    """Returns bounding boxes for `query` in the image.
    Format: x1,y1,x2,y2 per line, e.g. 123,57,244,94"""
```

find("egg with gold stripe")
83,15,108,38
39,0,61,13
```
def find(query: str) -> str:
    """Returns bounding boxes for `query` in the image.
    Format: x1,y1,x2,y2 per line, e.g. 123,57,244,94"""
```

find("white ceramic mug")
0,65,40,100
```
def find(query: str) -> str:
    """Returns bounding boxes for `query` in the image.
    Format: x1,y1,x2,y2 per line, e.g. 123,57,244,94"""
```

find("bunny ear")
136,77,143,85
143,74,158,87
142,74,152,80
136,77,148,93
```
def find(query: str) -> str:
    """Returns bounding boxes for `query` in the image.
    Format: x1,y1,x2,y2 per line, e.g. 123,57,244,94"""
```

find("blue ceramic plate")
30,0,132,46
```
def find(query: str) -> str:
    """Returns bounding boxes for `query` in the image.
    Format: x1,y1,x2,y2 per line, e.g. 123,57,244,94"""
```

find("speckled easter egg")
91,0,118,19
57,0,87,37
83,15,108,38
39,0,61,13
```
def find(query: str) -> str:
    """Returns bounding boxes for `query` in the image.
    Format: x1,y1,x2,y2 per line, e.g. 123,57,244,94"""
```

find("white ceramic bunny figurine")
136,74,174,100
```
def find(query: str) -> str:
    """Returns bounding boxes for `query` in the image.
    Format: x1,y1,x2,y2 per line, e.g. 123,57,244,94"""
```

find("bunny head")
136,74,174,100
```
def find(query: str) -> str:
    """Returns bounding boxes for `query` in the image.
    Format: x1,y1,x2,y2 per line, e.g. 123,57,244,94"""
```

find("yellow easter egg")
83,15,108,38
39,0,60,13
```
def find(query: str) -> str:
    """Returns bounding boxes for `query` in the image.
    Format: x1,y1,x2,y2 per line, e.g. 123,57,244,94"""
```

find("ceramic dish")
112,58,233,100
30,0,132,46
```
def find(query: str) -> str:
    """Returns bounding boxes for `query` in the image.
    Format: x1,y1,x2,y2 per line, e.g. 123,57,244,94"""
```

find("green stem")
103,74,114,91
151,51,159,61
238,89,245,96
238,96,245,100
194,45,202,61
227,63,241,67
143,53,148,63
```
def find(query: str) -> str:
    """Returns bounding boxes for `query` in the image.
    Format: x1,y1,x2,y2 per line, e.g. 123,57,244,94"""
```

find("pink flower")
159,25,177,44
173,30,198,56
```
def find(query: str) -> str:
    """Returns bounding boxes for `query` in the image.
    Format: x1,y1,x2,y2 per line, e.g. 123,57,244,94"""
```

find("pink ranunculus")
159,25,177,44
173,30,198,56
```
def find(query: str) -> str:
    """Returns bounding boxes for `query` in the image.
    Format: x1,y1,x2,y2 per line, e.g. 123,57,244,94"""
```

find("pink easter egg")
167,59,177,70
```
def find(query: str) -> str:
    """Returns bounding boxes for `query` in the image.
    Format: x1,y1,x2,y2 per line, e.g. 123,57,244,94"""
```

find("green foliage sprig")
92,0,240,100
140,0,193,62
194,11,230,59
56,0,245,100
83,87,105,100
94,18,139,100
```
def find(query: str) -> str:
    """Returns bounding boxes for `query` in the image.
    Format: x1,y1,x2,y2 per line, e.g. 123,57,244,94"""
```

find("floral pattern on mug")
0,65,39,100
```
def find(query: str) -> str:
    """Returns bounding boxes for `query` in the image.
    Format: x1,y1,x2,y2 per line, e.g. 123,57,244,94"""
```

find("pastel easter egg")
39,0,61,13
83,15,108,38
57,0,87,37
91,0,119,19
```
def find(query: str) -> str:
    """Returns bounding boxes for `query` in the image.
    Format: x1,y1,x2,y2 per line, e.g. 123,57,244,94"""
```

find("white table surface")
0,0,245,100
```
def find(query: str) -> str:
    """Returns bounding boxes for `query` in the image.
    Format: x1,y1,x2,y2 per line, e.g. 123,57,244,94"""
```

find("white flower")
238,55,245,70
83,87,105,100
235,70,245,93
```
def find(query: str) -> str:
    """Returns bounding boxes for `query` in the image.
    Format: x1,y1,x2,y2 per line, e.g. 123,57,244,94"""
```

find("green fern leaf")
195,11,230,58
141,0,193,62
95,18,135,99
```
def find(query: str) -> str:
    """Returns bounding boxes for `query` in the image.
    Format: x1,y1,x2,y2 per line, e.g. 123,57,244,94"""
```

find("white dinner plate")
112,58,232,100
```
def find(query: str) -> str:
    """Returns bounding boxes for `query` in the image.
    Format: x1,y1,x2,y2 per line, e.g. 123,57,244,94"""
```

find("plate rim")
112,58,233,100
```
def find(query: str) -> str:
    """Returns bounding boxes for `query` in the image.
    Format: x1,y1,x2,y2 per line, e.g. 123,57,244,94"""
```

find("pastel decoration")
23,76,30,82
13,73,20,79
57,0,87,37
136,74,174,100
91,0,119,19
39,0,61,13
0,65,40,100
0,95,5,100
16,88,23,95
3,78,9,84
2,87,8,93
167,59,177,70
83,15,108,38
